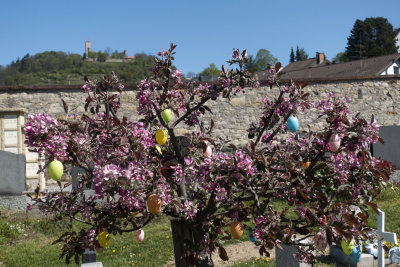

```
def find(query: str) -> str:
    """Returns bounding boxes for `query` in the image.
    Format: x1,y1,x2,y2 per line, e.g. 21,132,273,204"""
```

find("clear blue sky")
1,0,399,75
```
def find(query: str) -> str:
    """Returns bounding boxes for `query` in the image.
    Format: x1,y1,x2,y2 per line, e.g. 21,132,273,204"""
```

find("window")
394,66,399,74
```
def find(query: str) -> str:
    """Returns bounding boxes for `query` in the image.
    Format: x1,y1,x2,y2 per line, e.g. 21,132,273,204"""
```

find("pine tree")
295,46,308,61
290,47,295,63
346,17,397,61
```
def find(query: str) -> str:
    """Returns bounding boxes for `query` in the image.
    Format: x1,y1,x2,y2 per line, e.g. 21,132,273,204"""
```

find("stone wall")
0,77,399,147
0,77,400,190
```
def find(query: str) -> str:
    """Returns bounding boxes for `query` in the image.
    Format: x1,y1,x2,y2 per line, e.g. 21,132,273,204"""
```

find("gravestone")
0,150,26,194
81,248,103,267
0,109,44,191
372,126,400,169
275,243,311,267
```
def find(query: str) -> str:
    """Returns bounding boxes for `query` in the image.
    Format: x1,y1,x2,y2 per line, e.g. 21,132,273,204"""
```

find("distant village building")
84,40,135,63
255,52,400,82
395,28,400,53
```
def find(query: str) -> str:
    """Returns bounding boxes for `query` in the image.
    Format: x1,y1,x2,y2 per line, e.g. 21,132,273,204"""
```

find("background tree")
245,49,277,72
334,52,350,63
290,47,295,63
200,63,220,77
295,46,309,61
346,17,397,61
0,51,156,85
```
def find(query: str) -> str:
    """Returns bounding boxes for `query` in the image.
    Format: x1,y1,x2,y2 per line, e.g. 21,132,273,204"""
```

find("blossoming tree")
25,43,393,266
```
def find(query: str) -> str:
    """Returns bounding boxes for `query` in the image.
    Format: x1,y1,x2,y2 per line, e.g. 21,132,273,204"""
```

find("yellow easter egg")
98,231,110,248
341,239,355,255
155,129,167,146
230,221,243,239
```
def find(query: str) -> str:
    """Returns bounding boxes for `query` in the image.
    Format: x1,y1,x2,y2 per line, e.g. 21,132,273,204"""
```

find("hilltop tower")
85,40,91,59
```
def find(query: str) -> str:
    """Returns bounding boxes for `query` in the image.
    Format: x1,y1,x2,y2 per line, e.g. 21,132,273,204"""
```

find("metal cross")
376,209,397,267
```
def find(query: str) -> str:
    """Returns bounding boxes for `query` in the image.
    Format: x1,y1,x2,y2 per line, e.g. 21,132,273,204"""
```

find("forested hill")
0,51,156,86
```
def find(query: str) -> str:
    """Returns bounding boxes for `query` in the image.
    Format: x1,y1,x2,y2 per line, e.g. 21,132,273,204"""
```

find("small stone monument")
275,243,311,267
81,248,103,267
389,246,400,264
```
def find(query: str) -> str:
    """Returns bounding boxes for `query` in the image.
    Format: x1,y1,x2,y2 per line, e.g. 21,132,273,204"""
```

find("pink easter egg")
314,231,327,251
135,229,144,242
329,134,341,152
204,146,212,158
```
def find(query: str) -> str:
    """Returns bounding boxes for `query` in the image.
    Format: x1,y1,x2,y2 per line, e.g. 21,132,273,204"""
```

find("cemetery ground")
0,185,399,267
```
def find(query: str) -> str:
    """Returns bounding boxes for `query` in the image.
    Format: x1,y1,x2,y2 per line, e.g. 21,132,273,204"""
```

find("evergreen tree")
290,47,295,63
295,46,308,61
346,17,397,60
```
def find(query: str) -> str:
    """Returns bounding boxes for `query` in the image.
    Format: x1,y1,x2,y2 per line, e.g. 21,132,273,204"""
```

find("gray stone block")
0,151,26,194
372,126,400,169
82,249,96,263
330,245,374,267
81,263,103,267
275,243,311,267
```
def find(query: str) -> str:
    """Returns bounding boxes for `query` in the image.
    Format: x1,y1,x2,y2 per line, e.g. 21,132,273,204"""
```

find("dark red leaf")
218,246,229,261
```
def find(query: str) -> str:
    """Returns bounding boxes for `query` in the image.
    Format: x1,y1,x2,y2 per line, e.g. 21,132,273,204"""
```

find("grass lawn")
0,185,399,266
0,213,174,267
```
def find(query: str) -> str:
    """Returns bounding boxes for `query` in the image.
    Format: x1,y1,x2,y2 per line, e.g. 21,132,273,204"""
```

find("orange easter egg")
302,161,310,169
147,194,162,215
230,221,244,239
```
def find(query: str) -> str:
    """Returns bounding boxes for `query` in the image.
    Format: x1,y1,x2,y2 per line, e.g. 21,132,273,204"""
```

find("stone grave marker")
0,150,26,194
0,109,45,191
275,243,311,267
372,125,400,169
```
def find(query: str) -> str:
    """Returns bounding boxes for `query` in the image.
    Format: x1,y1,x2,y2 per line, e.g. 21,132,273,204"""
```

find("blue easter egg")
287,116,299,133
349,247,361,263
248,230,257,242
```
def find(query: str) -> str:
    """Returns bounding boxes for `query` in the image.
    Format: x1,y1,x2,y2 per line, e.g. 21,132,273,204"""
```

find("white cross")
376,209,397,267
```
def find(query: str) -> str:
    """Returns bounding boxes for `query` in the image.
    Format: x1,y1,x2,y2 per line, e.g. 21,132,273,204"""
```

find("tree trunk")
170,220,213,267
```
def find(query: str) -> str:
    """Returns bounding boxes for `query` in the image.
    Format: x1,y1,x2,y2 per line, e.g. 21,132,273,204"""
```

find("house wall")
0,77,399,189
380,60,400,75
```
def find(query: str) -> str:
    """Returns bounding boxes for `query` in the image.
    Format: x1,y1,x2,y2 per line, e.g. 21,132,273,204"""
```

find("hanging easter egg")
287,116,299,133
155,129,168,146
98,231,110,248
329,134,341,153
95,246,104,253
147,194,162,215
204,146,212,158
230,221,243,239
161,109,173,123
302,161,310,169
341,239,355,255
248,229,257,242
313,231,327,251
349,246,361,263
135,229,145,243
48,160,64,181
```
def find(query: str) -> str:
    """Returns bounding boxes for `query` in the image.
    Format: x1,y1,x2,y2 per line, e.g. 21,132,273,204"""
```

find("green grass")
0,185,399,266
367,185,400,234
0,212,174,267
231,257,275,267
